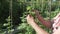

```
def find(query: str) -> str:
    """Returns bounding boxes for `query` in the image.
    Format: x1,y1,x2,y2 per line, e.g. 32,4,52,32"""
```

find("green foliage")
0,0,60,34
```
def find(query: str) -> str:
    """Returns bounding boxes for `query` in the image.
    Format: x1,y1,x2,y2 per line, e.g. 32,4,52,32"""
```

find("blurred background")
0,0,60,34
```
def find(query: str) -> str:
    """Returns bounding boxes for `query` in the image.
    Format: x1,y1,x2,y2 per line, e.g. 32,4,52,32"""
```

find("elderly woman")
26,10,60,34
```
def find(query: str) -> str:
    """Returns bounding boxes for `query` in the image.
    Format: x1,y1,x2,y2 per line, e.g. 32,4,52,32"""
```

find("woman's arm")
26,15,49,34
30,20,49,34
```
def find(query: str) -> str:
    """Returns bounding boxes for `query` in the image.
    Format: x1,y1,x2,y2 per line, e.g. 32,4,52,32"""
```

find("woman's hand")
26,15,35,25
